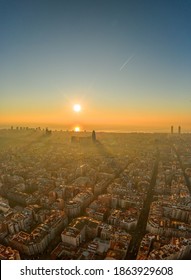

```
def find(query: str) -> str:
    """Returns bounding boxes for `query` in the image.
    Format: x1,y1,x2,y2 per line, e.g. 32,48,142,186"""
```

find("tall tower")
92,130,96,142
171,126,173,134
178,126,181,134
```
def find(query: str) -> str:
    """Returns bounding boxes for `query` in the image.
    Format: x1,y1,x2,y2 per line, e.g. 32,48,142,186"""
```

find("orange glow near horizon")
1,100,191,132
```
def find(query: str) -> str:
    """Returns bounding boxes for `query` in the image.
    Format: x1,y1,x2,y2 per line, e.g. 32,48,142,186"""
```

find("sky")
1,0,191,132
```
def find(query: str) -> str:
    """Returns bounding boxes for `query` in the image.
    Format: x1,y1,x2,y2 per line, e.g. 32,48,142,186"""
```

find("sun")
74,126,80,132
73,104,81,112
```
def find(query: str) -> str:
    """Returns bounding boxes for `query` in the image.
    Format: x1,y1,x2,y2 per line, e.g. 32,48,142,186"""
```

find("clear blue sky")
1,0,191,131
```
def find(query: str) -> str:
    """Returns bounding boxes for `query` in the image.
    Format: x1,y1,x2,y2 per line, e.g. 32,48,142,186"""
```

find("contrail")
120,54,135,71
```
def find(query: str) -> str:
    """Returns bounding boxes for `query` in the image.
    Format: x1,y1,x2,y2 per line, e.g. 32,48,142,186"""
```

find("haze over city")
1,0,191,132
1,0,191,262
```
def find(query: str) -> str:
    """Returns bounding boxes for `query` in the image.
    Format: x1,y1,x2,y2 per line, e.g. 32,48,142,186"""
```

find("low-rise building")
0,244,21,260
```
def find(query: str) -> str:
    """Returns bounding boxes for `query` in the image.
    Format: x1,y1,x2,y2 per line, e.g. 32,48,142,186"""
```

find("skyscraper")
92,130,96,142
171,126,173,134
178,126,181,134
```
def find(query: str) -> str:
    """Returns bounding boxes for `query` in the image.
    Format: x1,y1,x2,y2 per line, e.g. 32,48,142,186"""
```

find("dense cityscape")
0,127,191,260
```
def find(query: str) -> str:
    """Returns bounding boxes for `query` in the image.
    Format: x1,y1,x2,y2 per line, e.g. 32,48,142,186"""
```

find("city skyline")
1,0,191,132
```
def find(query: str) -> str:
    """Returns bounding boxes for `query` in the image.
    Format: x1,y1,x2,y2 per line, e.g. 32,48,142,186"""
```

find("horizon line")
0,126,190,134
